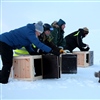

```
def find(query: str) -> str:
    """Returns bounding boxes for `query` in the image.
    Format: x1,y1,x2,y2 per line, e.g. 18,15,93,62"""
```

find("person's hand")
37,49,47,54
83,44,89,49
85,46,90,51
50,50,60,56
59,49,64,53
64,50,70,53
82,46,90,51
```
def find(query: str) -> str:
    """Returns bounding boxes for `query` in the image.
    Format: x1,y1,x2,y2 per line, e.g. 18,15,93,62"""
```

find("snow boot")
0,67,11,84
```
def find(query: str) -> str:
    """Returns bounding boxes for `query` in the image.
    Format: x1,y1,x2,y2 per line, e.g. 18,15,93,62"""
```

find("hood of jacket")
51,21,59,28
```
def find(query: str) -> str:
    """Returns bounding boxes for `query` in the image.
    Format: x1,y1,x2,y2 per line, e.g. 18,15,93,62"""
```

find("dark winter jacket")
0,23,51,53
65,29,89,52
38,32,61,53
51,21,66,49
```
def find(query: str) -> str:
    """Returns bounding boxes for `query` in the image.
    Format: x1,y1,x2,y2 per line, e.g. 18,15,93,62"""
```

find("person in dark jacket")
64,27,90,52
51,19,66,49
0,21,60,84
37,23,64,54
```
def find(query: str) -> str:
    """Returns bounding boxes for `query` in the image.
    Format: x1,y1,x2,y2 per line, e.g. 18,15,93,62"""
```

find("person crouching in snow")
64,27,90,53
0,21,61,84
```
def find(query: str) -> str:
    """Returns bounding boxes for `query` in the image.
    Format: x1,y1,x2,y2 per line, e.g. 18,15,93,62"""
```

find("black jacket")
38,33,60,53
65,29,89,52
30,33,60,55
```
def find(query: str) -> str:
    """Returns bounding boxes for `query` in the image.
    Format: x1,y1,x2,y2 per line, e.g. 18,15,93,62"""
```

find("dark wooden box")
61,54,77,74
42,55,61,79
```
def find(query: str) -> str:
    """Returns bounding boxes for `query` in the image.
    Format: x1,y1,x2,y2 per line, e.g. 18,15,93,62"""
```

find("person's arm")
79,44,90,51
25,45,35,54
45,40,60,52
28,34,60,56
77,32,89,51
28,33,51,53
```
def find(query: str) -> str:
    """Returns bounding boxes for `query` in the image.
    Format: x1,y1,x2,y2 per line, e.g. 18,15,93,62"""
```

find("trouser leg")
0,41,13,84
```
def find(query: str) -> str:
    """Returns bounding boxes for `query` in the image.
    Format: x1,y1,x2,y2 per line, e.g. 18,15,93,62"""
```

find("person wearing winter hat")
83,27,89,35
64,27,90,52
57,19,66,27
0,21,61,84
43,23,53,32
51,19,66,49
13,21,44,56
35,21,44,33
37,23,64,54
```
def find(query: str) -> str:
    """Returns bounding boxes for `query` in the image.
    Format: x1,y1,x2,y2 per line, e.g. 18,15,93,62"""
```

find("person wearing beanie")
0,21,61,84
43,23,53,32
83,27,89,35
64,27,90,52
37,23,64,54
35,21,44,33
57,19,66,26
13,21,44,56
51,19,66,49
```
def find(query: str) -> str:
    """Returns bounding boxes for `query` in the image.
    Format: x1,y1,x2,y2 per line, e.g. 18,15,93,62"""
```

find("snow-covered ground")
0,30,100,100
0,61,100,99
0,65,100,100
0,1,100,100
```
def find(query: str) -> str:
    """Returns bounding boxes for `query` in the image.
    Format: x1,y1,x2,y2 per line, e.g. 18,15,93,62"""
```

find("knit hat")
35,21,44,33
43,23,53,31
83,27,89,33
57,19,66,26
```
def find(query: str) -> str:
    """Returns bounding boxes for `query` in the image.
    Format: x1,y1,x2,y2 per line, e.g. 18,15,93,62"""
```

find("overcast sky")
0,1,100,35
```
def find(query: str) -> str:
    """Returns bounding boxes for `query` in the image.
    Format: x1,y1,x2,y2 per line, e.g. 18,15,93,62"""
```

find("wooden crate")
73,51,93,67
60,54,77,74
11,55,42,81
42,55,61,79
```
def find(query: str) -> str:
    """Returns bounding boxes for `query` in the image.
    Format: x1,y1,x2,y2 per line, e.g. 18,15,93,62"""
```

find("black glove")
80,45,90,51
85,46,90,51
50,50,60,56
38,49,47,54
29,52,40,55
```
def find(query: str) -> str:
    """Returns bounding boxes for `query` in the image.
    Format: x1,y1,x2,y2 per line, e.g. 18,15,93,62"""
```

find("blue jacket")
0,23,52,53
